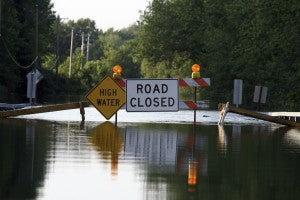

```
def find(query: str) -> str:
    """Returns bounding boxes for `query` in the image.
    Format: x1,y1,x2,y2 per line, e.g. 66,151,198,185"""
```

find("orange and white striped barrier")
178,78,210,87
115,78,210,88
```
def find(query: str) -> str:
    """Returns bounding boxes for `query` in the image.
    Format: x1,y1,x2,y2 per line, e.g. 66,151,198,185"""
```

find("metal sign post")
27,72,35,105
194,87,197,123
27,69,43,105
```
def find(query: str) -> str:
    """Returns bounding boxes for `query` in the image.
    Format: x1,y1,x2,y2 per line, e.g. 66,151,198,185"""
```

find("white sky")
51,0,151,30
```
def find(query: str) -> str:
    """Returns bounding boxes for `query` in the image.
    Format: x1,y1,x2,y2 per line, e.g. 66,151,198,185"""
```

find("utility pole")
35,4,39,72
55,16,68,77
80,32,84,70
81,32,85,55
56,15,60,77
55,15,60,94
69,29,73,79
32,4,39,105
86,33,90,62
0,0,2,36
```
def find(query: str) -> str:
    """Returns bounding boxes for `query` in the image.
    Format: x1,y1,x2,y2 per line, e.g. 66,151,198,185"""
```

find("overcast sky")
51,0,151,30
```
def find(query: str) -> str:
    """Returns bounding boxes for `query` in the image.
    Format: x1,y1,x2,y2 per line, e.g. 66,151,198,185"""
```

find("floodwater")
0,110,300,200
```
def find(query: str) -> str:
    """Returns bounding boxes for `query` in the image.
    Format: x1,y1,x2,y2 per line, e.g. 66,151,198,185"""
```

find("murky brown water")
0,119,299,199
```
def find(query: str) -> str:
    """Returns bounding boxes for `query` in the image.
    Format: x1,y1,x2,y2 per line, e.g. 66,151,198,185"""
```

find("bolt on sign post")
86,75,126,120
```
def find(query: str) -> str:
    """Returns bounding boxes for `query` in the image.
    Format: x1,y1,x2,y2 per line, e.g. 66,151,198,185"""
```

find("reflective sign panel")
126,79,179,112
86,75,125,120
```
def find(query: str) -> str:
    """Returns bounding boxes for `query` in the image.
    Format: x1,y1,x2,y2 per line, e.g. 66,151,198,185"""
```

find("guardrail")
0,102,89,119
218,102,300,127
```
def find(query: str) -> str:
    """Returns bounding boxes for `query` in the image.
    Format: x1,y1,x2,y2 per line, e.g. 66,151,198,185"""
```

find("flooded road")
0,116,299,199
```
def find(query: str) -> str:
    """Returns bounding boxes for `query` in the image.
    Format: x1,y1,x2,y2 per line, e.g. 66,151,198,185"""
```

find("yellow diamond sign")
86,75,125,120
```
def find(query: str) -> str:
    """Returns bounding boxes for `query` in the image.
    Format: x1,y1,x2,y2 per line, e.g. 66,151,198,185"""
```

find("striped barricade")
115,78,210,88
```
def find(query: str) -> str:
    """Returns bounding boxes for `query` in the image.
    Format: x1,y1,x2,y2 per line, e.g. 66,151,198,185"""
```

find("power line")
47,56,60,70
0,36,38,69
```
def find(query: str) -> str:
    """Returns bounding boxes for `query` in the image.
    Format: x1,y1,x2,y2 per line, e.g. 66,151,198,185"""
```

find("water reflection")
187,126,198,192
124,125,177,169
123,124,210,198
89,122,123,176
188,159,198,192
0,120,299,199
218,125,227,154
283,128,300,150
0,119,48,200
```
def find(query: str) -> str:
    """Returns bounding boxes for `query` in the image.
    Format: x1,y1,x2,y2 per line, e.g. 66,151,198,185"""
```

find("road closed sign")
126,79,179,112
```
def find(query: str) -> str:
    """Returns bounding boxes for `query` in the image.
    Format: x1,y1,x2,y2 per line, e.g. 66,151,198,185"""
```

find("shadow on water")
0,119,49,200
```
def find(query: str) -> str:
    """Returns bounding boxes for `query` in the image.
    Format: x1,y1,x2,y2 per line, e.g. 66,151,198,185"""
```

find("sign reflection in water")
188,160,197,191
90,122,123,176
184,125,199,192
1,119,300,200
124,124,208,195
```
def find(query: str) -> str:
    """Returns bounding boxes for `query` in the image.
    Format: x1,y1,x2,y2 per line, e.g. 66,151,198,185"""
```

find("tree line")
0,0,299,110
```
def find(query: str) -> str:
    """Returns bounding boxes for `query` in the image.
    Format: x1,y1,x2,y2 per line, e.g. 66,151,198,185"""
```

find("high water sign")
86,75,125,120
126,79,179,112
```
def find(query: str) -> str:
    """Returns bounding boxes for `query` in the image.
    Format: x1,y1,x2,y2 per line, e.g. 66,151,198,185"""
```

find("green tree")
96,26,141,78
137,0,206,78
0,0,56,101
0,0,21,96
136,0,299,110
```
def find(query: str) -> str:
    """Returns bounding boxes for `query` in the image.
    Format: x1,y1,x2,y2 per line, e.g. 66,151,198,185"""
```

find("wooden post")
218,102,229,125
218,103,300,127
79,101,85,129
69,29,73,79
79,101,85,122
